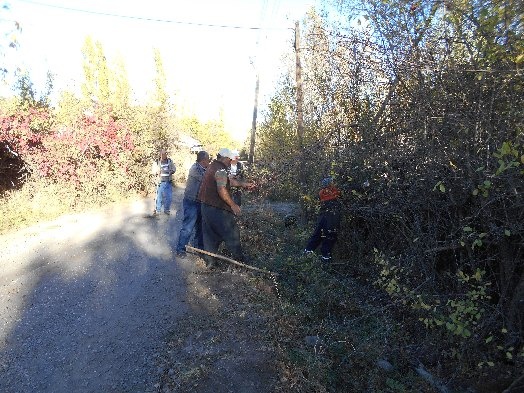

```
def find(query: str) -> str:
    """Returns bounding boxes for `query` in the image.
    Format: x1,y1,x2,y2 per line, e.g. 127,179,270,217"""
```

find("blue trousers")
201,204,244,265
155,181,172,213
176,198,203,253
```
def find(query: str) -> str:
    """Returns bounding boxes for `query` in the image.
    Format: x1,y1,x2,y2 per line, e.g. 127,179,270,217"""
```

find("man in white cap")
228,149,245,206
197,148,255,267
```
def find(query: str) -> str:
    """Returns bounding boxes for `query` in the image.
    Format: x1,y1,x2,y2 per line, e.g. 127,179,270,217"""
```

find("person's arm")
229,177,255,190
216,169,241,215
218,187,241,215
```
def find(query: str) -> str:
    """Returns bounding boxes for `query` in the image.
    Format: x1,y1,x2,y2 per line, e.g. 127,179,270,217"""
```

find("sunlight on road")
0,197,178,351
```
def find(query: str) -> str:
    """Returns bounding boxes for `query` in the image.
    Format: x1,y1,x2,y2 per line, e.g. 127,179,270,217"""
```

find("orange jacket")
319,185,341,202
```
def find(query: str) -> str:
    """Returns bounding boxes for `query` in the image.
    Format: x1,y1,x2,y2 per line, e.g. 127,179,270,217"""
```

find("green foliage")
109,55,132,118
151,47,169,111
176,116,236,156
0,178,73,233
418,269,491,339
241,206,434,392
54,91,85,128
255,1,523,389
493,141,522,175
257,95,296,162
81,36,111,104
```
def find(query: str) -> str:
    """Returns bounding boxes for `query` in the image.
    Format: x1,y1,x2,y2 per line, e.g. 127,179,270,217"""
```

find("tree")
142,48,174,153
256,0,523,388
110,54,131,118
0,2,20,79
81,36,111,106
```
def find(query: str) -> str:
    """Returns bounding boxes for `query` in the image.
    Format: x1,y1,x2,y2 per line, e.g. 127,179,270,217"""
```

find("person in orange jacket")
304,177,342,262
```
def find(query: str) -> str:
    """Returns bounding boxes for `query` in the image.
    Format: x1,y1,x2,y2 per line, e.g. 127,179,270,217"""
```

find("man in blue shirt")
176,151,210,258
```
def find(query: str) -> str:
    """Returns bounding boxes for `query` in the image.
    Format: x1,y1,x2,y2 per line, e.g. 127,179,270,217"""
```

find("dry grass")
0,178,137,235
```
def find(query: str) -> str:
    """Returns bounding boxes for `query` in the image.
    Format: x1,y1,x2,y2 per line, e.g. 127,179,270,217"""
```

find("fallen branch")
424,243,463,254
186,245,277,276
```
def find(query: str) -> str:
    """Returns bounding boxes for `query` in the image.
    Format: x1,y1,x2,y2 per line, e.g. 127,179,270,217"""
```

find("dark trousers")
305,214,339,259
201,204,244,265
231,188,242,206
176,198,203,253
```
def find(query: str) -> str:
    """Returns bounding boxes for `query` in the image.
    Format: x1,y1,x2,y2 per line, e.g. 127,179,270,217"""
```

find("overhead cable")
17,0,294,31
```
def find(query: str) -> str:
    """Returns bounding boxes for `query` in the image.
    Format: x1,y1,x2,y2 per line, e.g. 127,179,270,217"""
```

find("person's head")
217,148,236,166
231,150,240,164
159,149,168,161
196,150,210,168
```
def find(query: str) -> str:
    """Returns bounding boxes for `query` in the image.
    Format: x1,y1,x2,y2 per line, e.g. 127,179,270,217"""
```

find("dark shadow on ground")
0,189,194,392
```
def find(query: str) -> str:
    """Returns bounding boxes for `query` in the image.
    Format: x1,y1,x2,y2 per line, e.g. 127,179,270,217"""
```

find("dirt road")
0,188,277,392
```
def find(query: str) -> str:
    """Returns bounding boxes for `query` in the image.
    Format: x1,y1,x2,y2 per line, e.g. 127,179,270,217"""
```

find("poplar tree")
146,48,173,151
81,36,111,107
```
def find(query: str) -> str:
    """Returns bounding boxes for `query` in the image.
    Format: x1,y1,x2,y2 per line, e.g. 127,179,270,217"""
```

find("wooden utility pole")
248,74,259,165
295,21,304,151
295,21,308,223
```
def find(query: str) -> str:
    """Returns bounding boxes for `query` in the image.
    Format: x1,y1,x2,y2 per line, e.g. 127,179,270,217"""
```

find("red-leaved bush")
0,105,135,192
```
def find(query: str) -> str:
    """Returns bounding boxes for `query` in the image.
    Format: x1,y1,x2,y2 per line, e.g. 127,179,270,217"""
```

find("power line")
16,0,294,31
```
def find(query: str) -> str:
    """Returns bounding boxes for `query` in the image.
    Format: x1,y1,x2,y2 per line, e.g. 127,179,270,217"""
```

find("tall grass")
0,177,139,235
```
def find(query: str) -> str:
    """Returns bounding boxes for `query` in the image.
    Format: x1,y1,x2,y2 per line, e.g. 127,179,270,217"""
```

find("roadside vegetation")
241,1,523,391
1,0,523,392
0,38,236,234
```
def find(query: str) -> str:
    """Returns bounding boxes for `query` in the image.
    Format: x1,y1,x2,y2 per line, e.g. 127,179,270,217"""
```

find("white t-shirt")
229,163,238,176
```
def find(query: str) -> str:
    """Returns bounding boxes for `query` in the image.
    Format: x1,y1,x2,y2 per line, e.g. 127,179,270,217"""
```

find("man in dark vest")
198,148,255,268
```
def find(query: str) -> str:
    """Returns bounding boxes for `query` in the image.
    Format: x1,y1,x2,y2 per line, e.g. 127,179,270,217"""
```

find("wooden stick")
185,245,277,276
424,243,462,254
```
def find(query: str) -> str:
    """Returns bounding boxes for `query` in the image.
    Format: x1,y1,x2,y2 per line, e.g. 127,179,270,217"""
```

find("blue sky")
2,0,324,140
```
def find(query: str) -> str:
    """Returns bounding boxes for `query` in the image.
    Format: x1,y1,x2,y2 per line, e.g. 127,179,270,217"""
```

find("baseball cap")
321,177,333,187
218,148,236,159
231,150,240,159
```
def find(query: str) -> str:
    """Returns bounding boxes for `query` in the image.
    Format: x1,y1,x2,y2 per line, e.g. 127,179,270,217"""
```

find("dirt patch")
156,257,279,393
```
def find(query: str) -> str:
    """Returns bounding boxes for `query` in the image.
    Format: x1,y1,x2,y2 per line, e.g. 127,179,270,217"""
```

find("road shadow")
0,190,193,392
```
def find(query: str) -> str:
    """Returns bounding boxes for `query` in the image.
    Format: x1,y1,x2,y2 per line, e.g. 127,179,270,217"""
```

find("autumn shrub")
0,140,27,193
0,101,52,179
0,96,150,231
241,205,437,392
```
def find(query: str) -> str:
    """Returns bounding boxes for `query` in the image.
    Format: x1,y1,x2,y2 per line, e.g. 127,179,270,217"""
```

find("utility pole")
295,21,308,223
248,74,259,165
295,21,304,152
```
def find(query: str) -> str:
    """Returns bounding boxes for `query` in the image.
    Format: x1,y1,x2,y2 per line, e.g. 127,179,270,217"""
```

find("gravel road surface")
0,188,277,392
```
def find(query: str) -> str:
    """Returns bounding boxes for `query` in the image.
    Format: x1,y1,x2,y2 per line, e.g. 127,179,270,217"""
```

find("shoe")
164,210,170,215
152,210,158,216
303,249,314,255
320,255,332,263
176,251,187,258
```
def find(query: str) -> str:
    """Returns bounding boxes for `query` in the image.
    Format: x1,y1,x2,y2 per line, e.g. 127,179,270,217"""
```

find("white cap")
218,148,236,159
231,150,240,159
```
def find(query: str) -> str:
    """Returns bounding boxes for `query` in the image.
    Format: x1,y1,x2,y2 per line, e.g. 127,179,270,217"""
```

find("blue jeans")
201,204,244,265
176,198,203,253
155,181,172,213
305,212,339,259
